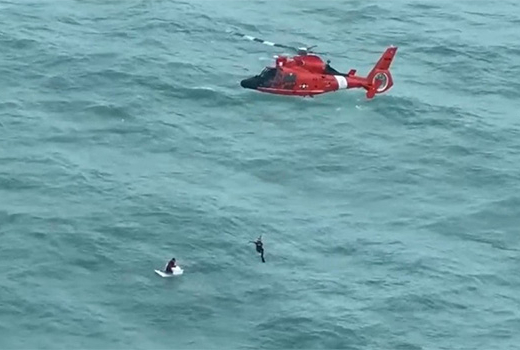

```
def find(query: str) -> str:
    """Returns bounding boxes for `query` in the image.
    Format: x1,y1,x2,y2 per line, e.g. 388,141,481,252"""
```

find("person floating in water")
250,236,265,263
164,258,177,274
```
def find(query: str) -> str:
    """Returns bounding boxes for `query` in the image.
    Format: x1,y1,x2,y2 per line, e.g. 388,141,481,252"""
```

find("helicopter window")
260,68,276,79
283,73,296,82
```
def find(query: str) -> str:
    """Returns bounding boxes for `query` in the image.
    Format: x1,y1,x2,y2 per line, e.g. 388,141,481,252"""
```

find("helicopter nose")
240,77,259,90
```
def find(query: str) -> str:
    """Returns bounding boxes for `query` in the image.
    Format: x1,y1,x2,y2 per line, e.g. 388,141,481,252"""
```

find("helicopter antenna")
232,32,320,56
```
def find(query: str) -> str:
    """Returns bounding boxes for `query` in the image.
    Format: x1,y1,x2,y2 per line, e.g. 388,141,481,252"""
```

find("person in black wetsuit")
164,258,176,273
250,236,265,263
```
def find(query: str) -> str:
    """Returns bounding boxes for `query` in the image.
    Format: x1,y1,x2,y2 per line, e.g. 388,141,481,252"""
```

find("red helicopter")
237,33,398,99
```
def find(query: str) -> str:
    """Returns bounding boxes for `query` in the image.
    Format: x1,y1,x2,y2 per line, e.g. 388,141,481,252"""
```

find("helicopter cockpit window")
259,67,276,79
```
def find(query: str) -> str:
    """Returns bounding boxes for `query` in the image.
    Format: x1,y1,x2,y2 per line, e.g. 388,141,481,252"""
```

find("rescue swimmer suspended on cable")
234,32,398,99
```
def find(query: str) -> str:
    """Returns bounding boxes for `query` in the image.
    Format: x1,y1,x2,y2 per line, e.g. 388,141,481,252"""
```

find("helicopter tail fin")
364,46,398,99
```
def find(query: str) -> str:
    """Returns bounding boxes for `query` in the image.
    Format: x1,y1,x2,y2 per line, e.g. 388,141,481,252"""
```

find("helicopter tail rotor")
363,46,398,98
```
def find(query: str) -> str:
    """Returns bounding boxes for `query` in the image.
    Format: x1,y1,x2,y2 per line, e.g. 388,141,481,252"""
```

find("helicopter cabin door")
280,72,297,90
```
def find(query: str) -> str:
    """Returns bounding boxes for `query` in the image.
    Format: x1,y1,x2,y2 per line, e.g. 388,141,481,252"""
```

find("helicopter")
235,33,398,99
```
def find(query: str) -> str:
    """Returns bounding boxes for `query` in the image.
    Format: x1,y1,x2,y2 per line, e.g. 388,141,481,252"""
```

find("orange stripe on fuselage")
258,87,327,96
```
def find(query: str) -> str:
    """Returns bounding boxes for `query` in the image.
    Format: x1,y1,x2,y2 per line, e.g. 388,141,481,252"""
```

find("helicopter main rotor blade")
232,32,317,55
233,32,296,51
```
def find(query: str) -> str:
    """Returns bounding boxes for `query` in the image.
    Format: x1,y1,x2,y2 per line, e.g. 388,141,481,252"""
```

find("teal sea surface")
1,0,519,349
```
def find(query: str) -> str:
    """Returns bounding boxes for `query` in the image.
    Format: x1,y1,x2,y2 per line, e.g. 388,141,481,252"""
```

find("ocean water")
1,0,520,349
